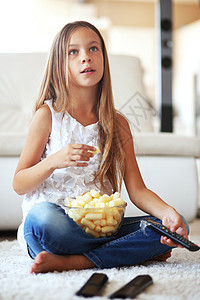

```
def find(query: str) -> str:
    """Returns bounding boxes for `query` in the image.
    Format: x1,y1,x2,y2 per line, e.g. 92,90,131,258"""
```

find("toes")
30,263,40,274
31,252,48,274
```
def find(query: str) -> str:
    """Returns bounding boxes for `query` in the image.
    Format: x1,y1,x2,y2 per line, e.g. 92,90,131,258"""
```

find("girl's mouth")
81,68,95,74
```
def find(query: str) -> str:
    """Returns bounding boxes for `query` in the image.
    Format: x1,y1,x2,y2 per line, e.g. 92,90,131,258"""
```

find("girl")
13,21,188,274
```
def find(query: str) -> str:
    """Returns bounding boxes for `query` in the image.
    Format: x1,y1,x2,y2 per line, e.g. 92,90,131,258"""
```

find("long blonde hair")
35,21,125,193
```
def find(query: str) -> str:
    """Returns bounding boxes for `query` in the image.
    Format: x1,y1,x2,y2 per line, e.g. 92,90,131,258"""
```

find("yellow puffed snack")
63,197,73,206
112,210,122,221
85,213,103,220
71,199,84,208
81,193,93,203
99,232,107,237
113,192,121,199
101,202,110,208
64,189,126,238
89,189,101,198
88,146,100,155
109,198,124,207
85,227,100,238
98,195,110,203
106,215,115,226
95,225,101,232
68,209,85,222
81,218,95,230
101,225,116,233
99,219,107,227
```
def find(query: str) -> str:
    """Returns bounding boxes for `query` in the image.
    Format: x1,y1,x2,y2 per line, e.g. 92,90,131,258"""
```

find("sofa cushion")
0,53,48,156
0,132,26,156
0,53,48,134
1,131,200,158
134,132,200,158
109,54,154,132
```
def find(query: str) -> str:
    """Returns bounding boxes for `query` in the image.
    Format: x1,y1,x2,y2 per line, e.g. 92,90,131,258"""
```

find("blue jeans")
24,202,189,269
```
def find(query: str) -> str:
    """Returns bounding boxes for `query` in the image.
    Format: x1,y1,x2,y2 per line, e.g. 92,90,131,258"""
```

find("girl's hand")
50,144,97,169
160,208,188,248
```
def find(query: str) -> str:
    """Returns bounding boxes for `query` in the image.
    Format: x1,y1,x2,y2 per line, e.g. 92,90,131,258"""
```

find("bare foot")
30,251,95,274
149,250,172,262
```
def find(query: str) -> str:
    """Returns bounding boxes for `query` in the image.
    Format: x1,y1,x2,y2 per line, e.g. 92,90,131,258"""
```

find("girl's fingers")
70,145,96,161
160,236,177,247
71,152,94,162
57,144,97,168
161,235,184,248
72,144,97,152
66,159,89,167
76,162,89,167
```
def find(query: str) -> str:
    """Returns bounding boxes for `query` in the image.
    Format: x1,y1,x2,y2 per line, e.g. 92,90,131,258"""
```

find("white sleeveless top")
18,100,112,252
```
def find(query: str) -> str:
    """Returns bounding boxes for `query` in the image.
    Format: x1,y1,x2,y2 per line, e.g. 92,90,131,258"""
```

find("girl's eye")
90,46,98,52
69,49,78,55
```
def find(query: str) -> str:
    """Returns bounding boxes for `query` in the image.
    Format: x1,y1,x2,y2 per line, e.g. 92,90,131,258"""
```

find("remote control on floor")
141,218,200,252
109,275,153,299
76,273,108,297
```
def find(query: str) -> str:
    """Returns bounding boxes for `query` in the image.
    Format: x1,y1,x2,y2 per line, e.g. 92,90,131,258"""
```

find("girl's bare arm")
117,113,188,246
13,105,95,195
13,105,54,195
117,113,169,217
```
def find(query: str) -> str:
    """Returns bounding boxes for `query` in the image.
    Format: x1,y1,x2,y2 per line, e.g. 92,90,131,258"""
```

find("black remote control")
141,218,200,252
76,273,108,297
109,275,153,299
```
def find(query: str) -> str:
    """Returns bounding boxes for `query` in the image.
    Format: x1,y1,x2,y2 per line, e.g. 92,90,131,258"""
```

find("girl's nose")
82,58,91,63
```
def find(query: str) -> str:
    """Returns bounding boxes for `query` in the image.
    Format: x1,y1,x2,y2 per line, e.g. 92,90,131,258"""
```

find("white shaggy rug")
0,238,200,300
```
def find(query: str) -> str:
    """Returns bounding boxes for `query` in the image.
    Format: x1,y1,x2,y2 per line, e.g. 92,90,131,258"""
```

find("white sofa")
0,53,200,230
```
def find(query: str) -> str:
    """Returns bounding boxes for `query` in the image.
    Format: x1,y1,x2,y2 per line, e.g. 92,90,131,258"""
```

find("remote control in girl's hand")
141,218,200,251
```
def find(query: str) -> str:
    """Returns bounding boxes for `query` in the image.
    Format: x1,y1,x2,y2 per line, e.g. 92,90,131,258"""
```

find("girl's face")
67,27,104,90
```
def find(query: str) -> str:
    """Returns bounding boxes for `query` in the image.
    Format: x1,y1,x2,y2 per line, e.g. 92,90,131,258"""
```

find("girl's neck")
67,86,99,126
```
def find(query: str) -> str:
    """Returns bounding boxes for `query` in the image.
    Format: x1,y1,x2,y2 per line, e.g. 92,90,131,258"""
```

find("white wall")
107,26,156,109
107,21,200,135
173,20,200,135
1,0,200,135
0,0,71,52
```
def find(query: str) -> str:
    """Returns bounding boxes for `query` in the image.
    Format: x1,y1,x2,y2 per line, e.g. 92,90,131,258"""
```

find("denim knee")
24,202,74,256
24,202,60,234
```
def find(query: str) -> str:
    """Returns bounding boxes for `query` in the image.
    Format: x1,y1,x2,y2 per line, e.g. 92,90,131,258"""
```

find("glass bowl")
64,203,127,238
